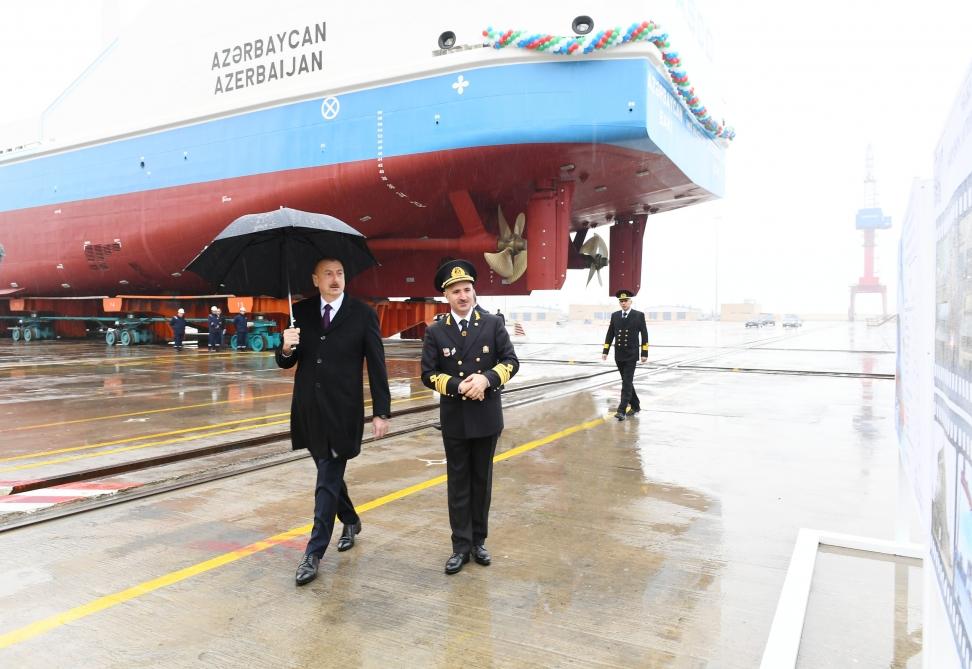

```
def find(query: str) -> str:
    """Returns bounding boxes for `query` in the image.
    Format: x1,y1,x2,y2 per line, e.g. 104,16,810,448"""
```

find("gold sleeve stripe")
602,343,610,350
433,373,452,395
641,344,649,350
491,363,512,386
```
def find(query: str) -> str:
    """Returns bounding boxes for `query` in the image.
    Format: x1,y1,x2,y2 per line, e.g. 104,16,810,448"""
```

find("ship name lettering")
211,21,326,71
214,50,324,95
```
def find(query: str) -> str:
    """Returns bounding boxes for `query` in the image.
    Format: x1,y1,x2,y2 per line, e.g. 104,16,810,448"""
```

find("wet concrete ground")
0,335,597,488
0,321,918,666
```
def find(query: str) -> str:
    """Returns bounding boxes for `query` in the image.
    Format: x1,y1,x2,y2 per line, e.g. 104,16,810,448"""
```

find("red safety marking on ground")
49,481,139,491
0,479,41,489
0,495,78,504
0,481,142,514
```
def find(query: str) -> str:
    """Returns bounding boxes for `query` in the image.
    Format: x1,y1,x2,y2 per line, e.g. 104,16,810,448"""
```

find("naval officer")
421,260,519,574
602,289,649,421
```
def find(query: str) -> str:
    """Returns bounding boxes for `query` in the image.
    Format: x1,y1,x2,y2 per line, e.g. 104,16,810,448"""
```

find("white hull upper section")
1,0,725,158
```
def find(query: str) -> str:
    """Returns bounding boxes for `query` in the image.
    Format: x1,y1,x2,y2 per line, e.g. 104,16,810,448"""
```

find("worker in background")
208,306,222,352
233,307,249,351
170,308,186,351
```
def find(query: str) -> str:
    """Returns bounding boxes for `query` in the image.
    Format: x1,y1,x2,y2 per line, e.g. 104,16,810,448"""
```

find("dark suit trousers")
616,359,640,413
443,434,498,553
306,453,360,558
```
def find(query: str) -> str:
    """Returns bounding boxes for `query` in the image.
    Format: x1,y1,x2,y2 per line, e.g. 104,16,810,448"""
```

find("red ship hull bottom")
0,143,707,300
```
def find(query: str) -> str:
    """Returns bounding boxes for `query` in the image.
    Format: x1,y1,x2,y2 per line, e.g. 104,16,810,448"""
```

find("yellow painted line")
0,412,607,649
0,414,291,463
0,392,435,472
5,374,421,433
495,416,605,463
0,421,291,473
0,353,419,373
0,350,255,373
5,392,294,432
0,523,313,649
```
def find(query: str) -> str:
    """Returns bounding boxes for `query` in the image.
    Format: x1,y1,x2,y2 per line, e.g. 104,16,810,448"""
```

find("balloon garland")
482,21,735,141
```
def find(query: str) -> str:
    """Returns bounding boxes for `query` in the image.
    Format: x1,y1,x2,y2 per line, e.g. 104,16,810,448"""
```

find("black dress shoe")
614,411,626,421
444,552,470,575
630,408,641,415
472,545,491,566
295,554,320,586
336,520,361,552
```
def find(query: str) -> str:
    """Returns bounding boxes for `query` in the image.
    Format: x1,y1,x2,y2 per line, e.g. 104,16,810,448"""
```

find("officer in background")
233,307,249,351
602,289,649,421
421,260,519,575
170,308,186,351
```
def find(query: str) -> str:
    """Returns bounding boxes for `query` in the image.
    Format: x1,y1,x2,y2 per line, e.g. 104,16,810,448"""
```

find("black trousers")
443,433,499,553
306,453,359,558
616,359,640,413
173,331,184,349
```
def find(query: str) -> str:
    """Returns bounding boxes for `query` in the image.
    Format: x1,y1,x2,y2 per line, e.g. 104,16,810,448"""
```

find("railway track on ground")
0,326,860,531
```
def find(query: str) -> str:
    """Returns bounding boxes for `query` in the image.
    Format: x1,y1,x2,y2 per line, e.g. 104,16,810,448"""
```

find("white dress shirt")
321,292,345,321
451,305,476,332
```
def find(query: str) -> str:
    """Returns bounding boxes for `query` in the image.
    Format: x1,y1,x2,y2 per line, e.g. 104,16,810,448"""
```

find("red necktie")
322,304,332,330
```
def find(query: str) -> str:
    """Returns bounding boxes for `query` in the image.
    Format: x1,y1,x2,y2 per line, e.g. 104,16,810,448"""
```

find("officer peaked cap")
615,290,634,300
434,259,477,292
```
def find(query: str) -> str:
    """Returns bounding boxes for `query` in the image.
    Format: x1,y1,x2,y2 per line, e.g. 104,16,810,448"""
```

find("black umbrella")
184,208,377,325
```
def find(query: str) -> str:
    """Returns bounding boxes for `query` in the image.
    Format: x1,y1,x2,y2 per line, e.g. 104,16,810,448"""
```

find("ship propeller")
484,205,528,283
579,232,609,286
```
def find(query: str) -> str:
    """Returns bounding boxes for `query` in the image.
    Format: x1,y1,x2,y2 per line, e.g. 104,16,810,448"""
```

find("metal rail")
0,326,849,531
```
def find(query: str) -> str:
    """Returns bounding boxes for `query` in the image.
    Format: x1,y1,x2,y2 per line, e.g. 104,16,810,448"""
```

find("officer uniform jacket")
421,309,519,440
170,315,186,334
603,309,649,362
275,295,391,460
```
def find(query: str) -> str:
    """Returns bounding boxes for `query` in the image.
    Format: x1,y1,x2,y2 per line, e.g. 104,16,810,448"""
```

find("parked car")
782,314,802,328
758,313,775,326
745,318,761,328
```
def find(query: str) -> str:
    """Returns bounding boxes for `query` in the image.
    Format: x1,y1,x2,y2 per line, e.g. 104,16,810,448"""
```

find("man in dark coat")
276,257,391,586
170,308,186,351
421,259,519,575
602,289,649,421
232,307,248,351
207,306,223,352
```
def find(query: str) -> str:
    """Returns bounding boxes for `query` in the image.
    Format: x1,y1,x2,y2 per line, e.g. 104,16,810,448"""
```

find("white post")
896,450,911,545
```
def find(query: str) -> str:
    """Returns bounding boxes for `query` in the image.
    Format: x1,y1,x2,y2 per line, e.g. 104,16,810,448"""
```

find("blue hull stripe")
0,59,724,212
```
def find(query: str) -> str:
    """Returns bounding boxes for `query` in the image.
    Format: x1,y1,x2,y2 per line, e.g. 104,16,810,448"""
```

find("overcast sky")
1,1,970,315
637,0,972,316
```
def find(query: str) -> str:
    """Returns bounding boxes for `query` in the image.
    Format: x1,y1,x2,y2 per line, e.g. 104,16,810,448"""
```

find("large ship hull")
0,55,724,299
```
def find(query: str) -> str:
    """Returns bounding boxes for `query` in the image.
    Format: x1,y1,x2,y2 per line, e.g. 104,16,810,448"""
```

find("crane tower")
849,145,890,320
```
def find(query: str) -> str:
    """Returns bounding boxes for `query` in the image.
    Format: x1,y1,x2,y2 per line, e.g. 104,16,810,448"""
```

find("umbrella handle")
287,273,298,350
